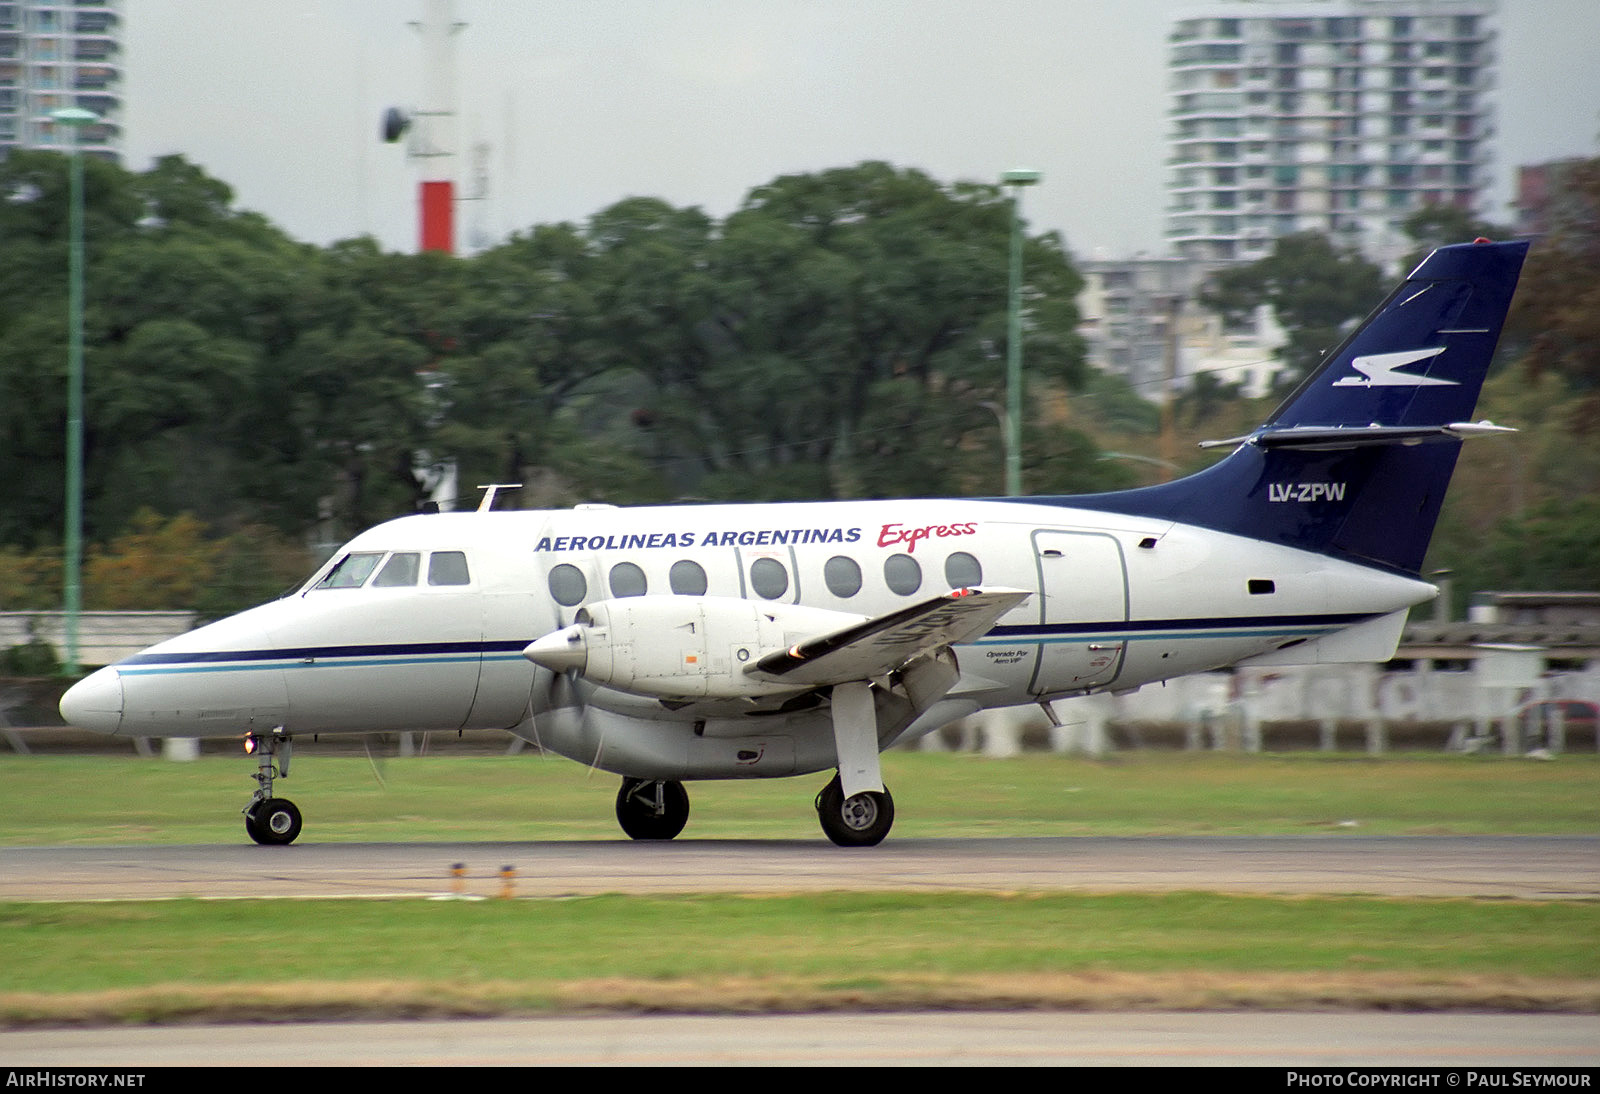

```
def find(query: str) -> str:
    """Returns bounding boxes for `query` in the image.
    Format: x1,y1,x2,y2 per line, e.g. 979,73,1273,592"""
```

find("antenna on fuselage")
475,483,523,512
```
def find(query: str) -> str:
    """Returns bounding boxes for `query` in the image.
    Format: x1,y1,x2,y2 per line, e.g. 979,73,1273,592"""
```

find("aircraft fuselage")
68,496,1432,783
53,238,1532,846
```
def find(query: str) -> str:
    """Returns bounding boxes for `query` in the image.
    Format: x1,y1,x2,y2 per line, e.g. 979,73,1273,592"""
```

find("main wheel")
245,797,302,846
815,775,894,847
615,778,690,841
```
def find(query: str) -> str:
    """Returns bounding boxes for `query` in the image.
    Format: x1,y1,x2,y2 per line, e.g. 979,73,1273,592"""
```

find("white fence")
1,611,196,669
949,662,1600,756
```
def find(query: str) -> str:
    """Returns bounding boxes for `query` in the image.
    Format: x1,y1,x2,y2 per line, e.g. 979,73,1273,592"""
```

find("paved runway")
2,834,1596,902
5,1011,1598,1067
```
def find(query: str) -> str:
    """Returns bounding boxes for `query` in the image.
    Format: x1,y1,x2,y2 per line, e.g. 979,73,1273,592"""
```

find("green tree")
628,162,1088,499
435,212,689,505
1421,159,1600,598
1396,203,1515,277
1200,232,1384,389
1509,157,1600,426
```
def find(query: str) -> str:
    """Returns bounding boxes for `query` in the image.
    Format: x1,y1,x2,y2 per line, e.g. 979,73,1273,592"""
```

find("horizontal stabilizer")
750,587,1030,686
1199,420,1518,452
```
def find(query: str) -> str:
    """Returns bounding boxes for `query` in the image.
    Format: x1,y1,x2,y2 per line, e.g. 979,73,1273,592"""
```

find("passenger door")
1029,530,1128,695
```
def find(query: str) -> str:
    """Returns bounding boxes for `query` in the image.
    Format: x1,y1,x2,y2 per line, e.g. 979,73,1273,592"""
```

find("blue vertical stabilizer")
1060,239,1530,574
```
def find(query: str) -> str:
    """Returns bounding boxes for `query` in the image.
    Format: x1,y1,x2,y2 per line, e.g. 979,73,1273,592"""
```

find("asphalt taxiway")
2,835,1595,902
5,1011,1599,1067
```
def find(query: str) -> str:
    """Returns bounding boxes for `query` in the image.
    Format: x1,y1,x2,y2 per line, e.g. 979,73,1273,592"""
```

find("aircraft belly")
1115,635,1281,690
117,664,289,738
535,686,895,780
465,652,536,729
686,733,802,778
537,705,693,778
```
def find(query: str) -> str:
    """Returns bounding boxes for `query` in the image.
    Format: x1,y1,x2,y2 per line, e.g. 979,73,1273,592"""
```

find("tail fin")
1066,239,1530,574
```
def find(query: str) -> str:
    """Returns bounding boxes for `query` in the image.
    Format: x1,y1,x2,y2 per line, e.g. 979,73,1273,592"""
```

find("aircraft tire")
245,797,302,846
615,778,690,841
815,776,894,847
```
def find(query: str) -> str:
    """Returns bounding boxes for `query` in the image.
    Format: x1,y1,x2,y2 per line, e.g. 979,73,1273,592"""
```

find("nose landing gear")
243,728,301,846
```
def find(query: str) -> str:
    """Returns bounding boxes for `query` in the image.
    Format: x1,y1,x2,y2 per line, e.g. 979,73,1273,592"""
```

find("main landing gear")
243,728,302,846
615,777,690,840
613,773,896,846
815,774,895,847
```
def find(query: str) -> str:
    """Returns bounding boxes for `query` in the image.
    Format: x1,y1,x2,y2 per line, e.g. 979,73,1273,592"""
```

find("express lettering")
877,521,978,553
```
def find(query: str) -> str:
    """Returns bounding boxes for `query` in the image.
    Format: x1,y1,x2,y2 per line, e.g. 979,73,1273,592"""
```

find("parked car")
1514,699,1600,750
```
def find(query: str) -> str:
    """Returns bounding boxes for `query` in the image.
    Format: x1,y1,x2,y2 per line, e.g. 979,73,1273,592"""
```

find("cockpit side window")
315,552,384,590
372,552,421,587
428,551,471,587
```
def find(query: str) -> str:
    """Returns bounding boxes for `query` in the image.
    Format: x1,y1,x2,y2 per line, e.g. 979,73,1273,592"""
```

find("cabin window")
428,551,471,586
609,561,647,598
944,551,982,590
749,557,788,600
372,552,420,587
316,552,383,590
824,555,862,598
884,553,922,597
1247,578,1276,595
548,563,587,606
670,559,708,595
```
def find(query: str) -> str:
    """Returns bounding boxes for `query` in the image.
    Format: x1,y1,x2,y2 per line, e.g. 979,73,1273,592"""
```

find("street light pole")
1001,168,1040,497
52,107,98,678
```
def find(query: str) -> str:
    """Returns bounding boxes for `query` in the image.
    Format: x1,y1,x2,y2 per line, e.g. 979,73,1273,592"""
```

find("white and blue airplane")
60,239,1530,847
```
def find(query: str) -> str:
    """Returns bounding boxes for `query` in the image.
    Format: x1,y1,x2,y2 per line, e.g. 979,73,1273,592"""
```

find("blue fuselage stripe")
117,641,530,676
115,613,1374,674
979,611,1372,645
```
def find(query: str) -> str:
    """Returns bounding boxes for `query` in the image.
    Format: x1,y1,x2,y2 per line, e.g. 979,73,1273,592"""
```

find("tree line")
2,149,1596,619
1,155,1137,614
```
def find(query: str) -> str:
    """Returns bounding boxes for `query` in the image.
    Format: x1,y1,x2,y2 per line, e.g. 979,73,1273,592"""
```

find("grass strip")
3,892,1597,1024
2,751,1597,844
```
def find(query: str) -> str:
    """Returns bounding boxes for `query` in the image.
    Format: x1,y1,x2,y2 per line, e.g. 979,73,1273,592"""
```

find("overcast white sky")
121,1,1600,258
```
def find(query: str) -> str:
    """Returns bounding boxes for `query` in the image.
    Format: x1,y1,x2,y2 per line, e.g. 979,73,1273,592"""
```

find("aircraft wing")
748,587,1029,687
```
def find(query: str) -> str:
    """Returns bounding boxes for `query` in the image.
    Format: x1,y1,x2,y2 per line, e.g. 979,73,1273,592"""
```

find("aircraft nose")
523,626,588,674
60,667,124,735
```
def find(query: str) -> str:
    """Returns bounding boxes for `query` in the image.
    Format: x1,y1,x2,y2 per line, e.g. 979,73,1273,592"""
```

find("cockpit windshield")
372,552,421,587
309,550,470,591
315,552,384,590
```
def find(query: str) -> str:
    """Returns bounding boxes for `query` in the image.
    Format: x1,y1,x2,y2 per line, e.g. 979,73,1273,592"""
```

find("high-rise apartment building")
0,1,122,163
1166,0,1496,265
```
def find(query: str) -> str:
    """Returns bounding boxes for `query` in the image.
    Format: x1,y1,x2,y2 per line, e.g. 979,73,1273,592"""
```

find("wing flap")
749,587,1030,686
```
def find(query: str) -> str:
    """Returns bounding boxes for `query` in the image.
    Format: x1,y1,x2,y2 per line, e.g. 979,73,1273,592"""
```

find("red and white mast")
412,0,462,254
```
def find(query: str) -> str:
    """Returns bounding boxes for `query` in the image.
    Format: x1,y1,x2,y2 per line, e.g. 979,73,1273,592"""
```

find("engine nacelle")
522,596,866,700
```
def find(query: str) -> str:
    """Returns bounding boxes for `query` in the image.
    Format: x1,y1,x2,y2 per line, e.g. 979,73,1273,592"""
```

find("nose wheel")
615,777,690,840
816,774,894,847
244,797,302,845
243,728,301,846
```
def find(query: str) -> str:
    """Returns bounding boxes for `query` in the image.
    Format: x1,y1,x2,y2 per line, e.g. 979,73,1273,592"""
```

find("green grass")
3,893,1597,1023
7,892,1595,988
1,750,1596,844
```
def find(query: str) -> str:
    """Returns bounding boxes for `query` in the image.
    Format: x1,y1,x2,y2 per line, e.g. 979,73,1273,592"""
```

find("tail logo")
1332,347,1454,388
